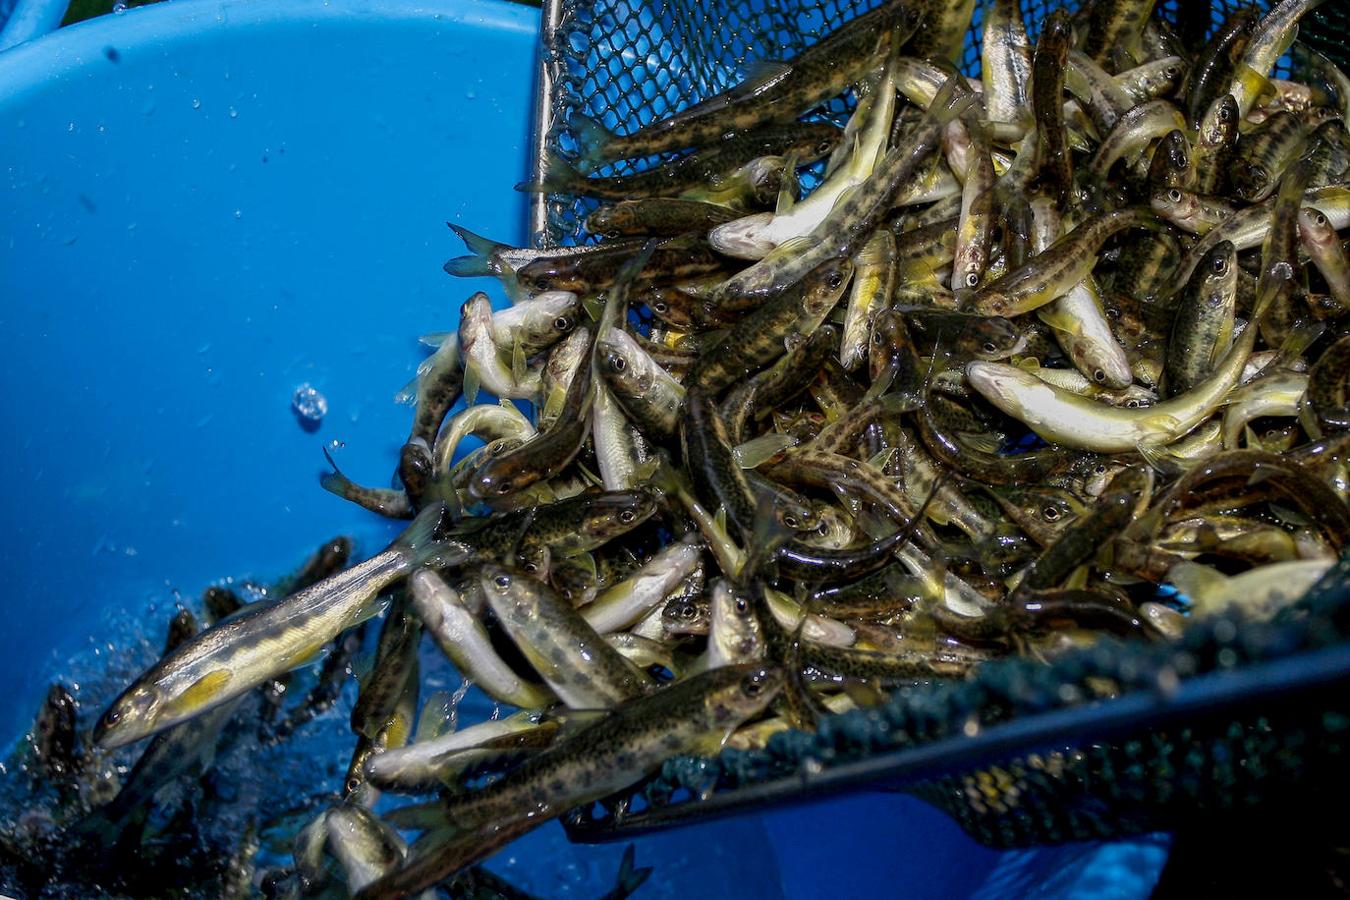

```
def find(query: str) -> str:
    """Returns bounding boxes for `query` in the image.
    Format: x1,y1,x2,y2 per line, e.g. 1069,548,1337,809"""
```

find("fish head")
1230,160,1272,202
964,361,1044,418
517,258,580,294
399,439,433,484
803,257,854,311
472,461,518,504
709,580,763,663
803,503,855,550
1150,187,1200,228
795,123,844,162
771,493,819,534
577,489,659,542
742,155,788,206
1298,208,1338,250
585,205,636,238
966,315,1022,360
707,213,775,261
1197,240,1237,304
93,683,163,749
1198,94,1238,145
998,485,1082,530
515,541,552,580
704,664,784,727
598,332,655,394
479,565,541,622
662,595,710,636
319,536,355,571
517,292,581,350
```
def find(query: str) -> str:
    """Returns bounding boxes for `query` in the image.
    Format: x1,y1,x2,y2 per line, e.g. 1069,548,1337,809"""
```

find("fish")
353,665,782,898
581,539,704,634
568,0,920,164
94,504,457,749
479,564,653,709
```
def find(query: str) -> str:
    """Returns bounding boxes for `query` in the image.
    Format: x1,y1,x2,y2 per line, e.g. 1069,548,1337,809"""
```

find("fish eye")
493,574,512,590
611,356,627,371
965,272,980,288
618,510,636,523
1316,213,1328,227
872,330,885,344
1218,106,1232,122
782,515,799,528
817,140,833,153
1042,505,1062,521
1211,254,1228,274
1093,369,1106,383
1166,65,1181,77
734,597,749,614
497,481,513,494
345,775,361,793
1167,189,1182,203
818,522,829,535
522,561,538,573
103,708,121,726
680,604,697,619
982,341,998,354
553,316,572,331
1126,399,1141,408
826,271,844,289
653,301,668,313
1093,464,1107,475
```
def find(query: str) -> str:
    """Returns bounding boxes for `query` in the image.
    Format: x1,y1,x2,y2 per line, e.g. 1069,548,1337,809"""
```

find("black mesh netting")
531,0,1350,848
559,556,1350,847
536,0,1349,247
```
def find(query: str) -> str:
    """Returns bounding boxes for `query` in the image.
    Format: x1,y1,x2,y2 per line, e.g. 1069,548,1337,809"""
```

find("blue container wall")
0,0,537,741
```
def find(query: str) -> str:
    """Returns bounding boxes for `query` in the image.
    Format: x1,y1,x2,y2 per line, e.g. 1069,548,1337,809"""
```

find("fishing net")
530,0,1350,849
532,0,1350,247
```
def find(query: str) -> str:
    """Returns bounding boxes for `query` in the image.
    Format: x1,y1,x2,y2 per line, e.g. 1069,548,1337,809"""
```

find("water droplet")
329,439,345,450
291,383,328,432
112,1,126,12
466,90,476,100
233,209,242,219
191,98,201,109
228,106,238,119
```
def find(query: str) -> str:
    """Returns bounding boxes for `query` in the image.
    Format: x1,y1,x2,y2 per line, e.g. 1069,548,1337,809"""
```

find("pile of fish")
26,0,1350,896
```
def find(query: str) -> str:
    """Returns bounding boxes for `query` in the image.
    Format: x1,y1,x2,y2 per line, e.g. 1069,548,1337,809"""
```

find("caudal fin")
570,114,620,172
515,153,584,195
607,844,654,899
443,224,507,277
392,501,458,569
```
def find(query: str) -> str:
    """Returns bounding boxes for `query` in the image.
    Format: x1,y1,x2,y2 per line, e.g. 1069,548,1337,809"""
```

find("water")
290,383,328,433
0,545,790,899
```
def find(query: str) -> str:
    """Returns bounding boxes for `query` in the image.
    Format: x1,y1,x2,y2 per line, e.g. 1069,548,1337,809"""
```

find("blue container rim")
0,0,539,93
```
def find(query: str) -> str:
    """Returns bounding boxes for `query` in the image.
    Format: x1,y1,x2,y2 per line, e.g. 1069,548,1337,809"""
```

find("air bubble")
291,384,328,432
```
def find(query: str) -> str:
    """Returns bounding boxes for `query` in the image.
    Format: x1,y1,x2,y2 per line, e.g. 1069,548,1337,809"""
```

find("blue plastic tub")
0,1,1168,894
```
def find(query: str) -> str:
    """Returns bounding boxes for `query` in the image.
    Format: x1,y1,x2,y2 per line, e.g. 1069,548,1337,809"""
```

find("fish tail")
610,844,654,899
394,501,464,570
570,114,619,171
443,224,505,277
320,446,356,498
355,819,534,900
929,74,977,126
515,153,583,195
